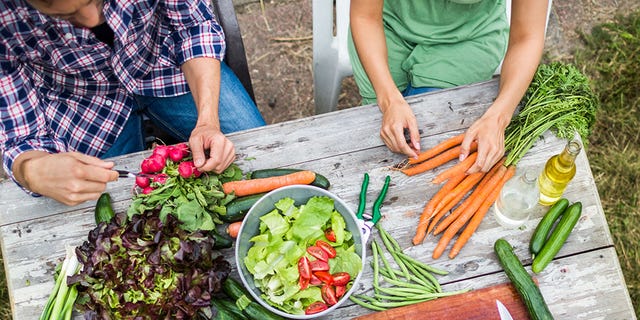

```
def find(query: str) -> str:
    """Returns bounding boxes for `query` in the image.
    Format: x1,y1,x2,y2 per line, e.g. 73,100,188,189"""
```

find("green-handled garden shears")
356,173,391,242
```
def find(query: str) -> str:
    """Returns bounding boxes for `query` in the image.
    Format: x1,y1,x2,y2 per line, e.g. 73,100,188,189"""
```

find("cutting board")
353,282,530,320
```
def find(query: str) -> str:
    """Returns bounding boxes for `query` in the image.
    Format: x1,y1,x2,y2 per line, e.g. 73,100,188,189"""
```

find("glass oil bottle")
538,139,582,206
493,168,539,228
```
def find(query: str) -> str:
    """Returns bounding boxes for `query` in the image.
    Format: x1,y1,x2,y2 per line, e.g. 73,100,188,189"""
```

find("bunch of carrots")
402,134,515,260
402,62,598,260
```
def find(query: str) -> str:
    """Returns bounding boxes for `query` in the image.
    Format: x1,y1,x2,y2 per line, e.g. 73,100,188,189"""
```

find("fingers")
190,131,236,173
189,136,207,168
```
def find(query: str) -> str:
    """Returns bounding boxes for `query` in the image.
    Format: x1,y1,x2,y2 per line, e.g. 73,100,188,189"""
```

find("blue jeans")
102,62,265,158
402,84,440,97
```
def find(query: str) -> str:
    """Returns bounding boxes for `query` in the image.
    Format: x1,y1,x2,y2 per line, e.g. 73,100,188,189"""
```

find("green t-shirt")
348,0,509,104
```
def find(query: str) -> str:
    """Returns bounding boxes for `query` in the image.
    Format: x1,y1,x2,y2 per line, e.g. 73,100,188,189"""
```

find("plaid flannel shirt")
0,0,225,188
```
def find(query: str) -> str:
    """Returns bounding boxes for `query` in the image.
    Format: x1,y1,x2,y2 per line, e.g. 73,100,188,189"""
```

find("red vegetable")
310,260,329,272
309,274,322,285
324,228,337,242
299,276,309,290
331,272,350,286
335,285,346,298
315,240,337,258
305,301,328,315
135,175,150,188
307,246,329,262
298,257,311,279
321,284,338,305
313,271,333,285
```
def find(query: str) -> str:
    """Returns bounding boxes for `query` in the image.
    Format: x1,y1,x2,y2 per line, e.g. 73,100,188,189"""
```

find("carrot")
432,165,508,259
401,145,464,176
222,170,316,196
432,157,506,235
226,221,243,239
448,165,517,259
431,149,478,184
412,172,466,245
432,171,484,213
408,133,464,165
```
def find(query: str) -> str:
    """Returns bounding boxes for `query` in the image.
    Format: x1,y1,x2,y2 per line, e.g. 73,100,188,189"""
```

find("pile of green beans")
349,225,469,311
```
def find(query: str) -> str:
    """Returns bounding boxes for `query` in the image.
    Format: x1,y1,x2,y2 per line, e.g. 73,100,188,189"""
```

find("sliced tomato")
313,271,334,285
299,275,310,290
305,301,328,315
310,259,330,272
331,272,351,286
335,285,347,298
309,273,322,285
324,228,337,242
307,246,329,262
321,284,338,306
298,256,311,279
315,240,337,258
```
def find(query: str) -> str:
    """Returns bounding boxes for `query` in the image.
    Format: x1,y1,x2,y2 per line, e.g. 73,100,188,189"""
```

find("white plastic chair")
312,0,352,115
312,0,553,114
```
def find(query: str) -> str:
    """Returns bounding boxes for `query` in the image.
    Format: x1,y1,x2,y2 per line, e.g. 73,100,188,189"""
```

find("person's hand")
461,111,508,173
379,99,421,159
19,152,118,206
188,123,236,173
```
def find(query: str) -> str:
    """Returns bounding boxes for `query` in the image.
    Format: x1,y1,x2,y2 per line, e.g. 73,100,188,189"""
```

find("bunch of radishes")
135,143,202,194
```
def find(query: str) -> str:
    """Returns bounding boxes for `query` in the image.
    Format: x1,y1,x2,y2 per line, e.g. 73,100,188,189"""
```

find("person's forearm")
489,0,548,128
180,57,221,129
350,0,403,112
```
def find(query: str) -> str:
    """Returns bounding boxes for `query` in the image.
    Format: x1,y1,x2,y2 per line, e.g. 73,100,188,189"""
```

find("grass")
573,10,640,315
1,10,639,320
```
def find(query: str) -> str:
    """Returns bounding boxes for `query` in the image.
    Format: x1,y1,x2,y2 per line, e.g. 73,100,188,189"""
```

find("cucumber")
222,193,266,223
212,298,247,320
494,238,553,320
530,198,570,256
211,226,234,249
532,202,582,273
248,168,331,190
222,277,285,320
94,193,116,225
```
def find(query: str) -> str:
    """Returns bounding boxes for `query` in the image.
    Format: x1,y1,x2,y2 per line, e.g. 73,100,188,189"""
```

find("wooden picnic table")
0,78,635,319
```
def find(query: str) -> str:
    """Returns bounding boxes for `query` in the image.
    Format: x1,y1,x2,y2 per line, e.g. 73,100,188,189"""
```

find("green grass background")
1,10,638,319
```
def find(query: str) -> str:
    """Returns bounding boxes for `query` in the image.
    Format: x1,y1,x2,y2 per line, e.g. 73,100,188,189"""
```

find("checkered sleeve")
163,0,226,66
1,59,67,193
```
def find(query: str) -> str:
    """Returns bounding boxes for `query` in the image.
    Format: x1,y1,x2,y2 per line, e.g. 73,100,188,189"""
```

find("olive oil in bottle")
538,139,582,206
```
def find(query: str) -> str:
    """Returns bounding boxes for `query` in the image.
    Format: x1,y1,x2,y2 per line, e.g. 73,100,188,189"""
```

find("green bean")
373,239,397,280
400,262,437,291
382,275,435,292
367,298,434,308
349,295,387,311
371,240,381,293
376,224,402,252
375,285,430,296
377,266,431,288
396,251,448,275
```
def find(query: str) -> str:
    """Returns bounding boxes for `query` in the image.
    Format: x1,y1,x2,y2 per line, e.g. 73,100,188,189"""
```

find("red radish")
142,186,154,194
153,173,168,184
178,161,197,178
168,147,185,162
152,145,170,161
135,175,150,188
140,158,152,173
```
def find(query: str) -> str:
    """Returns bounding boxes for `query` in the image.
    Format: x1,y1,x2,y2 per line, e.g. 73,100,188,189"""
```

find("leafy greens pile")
244,196,362,315
70,211,231,319
127,146,243,232
504,62,599,166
